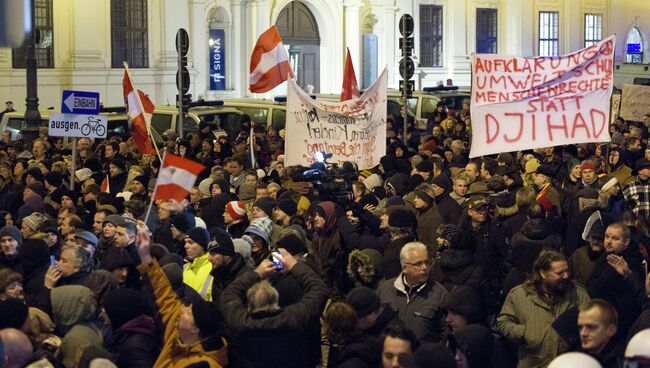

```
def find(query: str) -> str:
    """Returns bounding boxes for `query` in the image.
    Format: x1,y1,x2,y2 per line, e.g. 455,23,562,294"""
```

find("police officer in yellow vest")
182,227,214,301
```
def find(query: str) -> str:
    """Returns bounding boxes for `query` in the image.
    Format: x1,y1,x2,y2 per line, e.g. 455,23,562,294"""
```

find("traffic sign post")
399,14,414,145
61,90,100,115
50,110,107,189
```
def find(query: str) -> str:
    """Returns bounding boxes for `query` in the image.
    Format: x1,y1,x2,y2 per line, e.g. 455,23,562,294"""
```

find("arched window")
626,27,643,64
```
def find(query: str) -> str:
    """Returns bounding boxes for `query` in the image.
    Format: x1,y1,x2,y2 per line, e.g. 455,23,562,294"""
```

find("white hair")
399,242,428,265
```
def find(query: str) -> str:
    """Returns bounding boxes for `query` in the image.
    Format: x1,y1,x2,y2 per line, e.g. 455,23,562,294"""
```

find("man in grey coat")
378,242,448,342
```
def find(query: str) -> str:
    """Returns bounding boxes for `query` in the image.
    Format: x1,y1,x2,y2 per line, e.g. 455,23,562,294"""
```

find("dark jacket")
431,249,483,292
226,220,249,240
221,263,329,368
377,274,448,342
416,203,444,249
327,334,381,368
587,246,646,332
450,324,494,368
436,193,462,225
383,235,416,280
201,193,231,232
210,253,250,306
364,305,403,338
109,315,160,368
628,298,650,343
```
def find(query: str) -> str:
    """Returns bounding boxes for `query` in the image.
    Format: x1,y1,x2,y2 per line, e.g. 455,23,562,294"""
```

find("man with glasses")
378,242,448,343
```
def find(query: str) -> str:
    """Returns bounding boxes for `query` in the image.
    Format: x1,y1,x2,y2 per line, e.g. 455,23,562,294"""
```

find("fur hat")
347,248,383,286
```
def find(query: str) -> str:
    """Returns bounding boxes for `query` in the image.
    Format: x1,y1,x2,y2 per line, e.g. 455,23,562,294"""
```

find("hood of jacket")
520,218,553,240
347,248,384,286
441,286,484,324
451,324,494,367
51,285,97,334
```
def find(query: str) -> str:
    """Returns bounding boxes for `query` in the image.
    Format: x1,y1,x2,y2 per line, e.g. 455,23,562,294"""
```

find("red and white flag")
340,47,360,101
249,26,294,93
101,174,110,193
123,64,156,155
153,154,205,202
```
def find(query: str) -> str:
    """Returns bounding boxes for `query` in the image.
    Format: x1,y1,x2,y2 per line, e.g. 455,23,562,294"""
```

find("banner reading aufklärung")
285,68,387,169
469,35,615,158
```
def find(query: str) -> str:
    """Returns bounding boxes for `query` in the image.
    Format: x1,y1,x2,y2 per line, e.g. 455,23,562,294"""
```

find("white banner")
469,35,615,158
620,84,650,122
285,68,387,169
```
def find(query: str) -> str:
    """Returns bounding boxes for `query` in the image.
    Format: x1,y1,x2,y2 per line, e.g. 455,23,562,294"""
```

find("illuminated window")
584,14,602,47
626,27,643,64
538,11,559,56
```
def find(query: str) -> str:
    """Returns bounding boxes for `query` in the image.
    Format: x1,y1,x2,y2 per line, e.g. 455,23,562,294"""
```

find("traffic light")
399,14,414,99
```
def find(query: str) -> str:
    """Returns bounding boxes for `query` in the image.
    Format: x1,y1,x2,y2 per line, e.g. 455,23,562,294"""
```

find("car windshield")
235,106,268,126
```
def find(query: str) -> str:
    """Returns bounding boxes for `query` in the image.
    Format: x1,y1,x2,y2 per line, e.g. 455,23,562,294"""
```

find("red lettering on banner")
590,109,607,138
503,112,524,142
546,114,568,141
571,113,591,139
485,114,500,143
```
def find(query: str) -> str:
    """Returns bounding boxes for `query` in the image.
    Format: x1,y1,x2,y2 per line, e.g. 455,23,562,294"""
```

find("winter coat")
327,334,381,368
153,219,175,253
416,203,444,250
108,171,127,194
435,193,462,224
347,248,384,289
201,193,230,232
377,274,449,342
137,259,228,368
226,220,249,240
221,263,329,368
568,246,602,287
431,249,483,292
19,239,49,301
51,285,103,368
183,253,214,301
109,315,160,368
587,246,646,332
364,305,403,338
210,253,250,306
627,298,650,343
496,283,590,368
450,324,495,368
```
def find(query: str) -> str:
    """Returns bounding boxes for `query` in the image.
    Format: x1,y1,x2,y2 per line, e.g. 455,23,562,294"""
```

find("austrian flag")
123,64,156,155
154,154,205,202
249,26,293,93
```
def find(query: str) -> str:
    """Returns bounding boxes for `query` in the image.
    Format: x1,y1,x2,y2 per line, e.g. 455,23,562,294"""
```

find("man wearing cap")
135,228,228,367
534,164,563,214
0,226,23,271
182,227,214,301
107,157,128,194
569,218,606,286
16,183,45,224
207,228,249,305
378,242,448,342
71,230,98,257
20,212,47,241
460,198,507,312
171,212,196,256
413,183,443,250
430,174,462,224
383,207,418,279
623,157,650,221
579,160,599,190
274,198,297,227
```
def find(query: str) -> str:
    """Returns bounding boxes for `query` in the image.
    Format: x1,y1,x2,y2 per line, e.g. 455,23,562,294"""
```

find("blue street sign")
61,90,101,115
209,29,226,90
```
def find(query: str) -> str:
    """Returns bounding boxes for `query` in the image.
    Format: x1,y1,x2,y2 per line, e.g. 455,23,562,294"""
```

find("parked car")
151,101,244,142
386,86,471,130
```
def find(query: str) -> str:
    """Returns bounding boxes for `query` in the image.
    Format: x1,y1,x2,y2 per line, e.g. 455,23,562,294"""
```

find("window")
420,5,443,67
626,27,644,64
476,8,497,53
111,0,148,68
538,11,559,56
584,14,602,47
12,0,54,68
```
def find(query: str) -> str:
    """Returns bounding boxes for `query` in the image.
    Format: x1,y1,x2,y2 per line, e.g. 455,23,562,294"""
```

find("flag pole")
143,150,166,226
123,61,163,163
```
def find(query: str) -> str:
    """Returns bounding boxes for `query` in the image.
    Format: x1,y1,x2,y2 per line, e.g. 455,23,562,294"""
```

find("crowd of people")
0,104,649,368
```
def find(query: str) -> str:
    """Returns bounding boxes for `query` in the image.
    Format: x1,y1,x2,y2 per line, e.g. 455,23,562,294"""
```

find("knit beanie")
0,226,23,246
567,158,581,172
21,213,47,233
276,198,297,217
185,227,210,248
191,299,222,337
132,175,148,186
245,217,273,244
234,236,253,262
207,228,235,257
388,208,417,228
26,182,45,198
172,212,195,234
431,174,451,193
276,233,306,255
110,158,127,173
0,298,29,329
253,197,276,217
345,286,380,318
225,201,246,221
103,288,145,330
415,160,433,173
45,171,63,188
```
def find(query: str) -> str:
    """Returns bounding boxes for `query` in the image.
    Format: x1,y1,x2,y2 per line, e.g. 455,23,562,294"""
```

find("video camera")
299,152,355,205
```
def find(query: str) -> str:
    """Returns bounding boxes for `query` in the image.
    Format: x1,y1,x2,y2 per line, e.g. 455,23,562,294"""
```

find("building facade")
0,0,648,109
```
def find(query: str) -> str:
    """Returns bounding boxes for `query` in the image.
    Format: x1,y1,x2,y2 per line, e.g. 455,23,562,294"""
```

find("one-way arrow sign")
61,90,101,115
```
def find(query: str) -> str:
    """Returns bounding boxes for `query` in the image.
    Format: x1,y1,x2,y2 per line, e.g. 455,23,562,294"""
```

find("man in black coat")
430,174,462,224
207,228,250,306
221,248,329,368
346,286,403,338
587,222,646,333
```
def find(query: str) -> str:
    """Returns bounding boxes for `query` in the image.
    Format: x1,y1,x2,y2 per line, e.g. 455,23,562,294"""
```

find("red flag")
153,154,205,202
123,66,156,155
249,26,294,93
100,174,110,193
340,47,360,101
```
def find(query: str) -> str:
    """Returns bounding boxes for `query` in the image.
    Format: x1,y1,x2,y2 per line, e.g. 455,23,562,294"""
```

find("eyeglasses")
404,260,431,268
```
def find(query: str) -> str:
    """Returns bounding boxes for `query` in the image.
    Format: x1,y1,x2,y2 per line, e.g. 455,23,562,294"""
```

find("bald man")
1,328,33,368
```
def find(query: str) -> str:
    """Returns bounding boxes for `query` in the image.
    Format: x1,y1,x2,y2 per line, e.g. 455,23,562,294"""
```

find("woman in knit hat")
129,174,149,202
244,217,273,266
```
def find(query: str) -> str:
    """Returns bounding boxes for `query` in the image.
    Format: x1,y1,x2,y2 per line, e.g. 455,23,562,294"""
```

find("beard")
545,278,571,297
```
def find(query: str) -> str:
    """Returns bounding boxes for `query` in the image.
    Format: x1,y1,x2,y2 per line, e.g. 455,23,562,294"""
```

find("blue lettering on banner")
209,29,226,90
